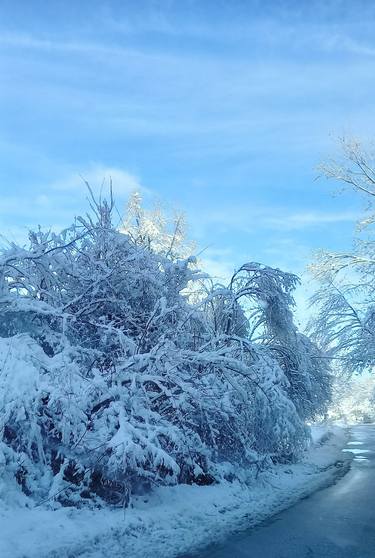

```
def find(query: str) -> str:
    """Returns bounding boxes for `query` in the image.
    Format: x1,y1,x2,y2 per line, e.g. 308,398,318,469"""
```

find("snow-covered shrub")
0,193,331,506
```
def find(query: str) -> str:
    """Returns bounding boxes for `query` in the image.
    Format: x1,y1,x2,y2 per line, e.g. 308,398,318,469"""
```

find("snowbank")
0,425,350,558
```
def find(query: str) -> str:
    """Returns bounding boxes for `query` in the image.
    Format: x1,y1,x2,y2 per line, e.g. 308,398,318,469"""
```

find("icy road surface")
183,425,375,558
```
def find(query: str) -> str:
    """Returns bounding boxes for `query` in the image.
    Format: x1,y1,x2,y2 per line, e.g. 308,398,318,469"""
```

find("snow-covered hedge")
0,194,331,506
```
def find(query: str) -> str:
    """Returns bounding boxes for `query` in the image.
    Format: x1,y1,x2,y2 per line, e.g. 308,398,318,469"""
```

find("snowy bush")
0,192,331,506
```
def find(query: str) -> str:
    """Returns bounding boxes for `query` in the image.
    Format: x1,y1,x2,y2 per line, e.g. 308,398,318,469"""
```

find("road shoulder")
0,426,351,558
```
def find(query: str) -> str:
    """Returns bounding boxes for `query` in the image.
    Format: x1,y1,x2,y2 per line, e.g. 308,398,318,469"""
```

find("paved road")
184,425,375,558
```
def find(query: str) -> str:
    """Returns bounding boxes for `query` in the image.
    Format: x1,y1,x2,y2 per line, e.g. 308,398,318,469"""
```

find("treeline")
0,191,331,507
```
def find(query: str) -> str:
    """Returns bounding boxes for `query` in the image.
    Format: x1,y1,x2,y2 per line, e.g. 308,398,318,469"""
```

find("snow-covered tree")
0,191,331,507
311,137,375,374
210,263,332,422
121,191,195,260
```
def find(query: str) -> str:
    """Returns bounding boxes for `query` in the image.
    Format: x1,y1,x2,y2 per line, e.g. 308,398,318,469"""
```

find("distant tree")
310,137,375,374
121,191,195,260
329,373,375,423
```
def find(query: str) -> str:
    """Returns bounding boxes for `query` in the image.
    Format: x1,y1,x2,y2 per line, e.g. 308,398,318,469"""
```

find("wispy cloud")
0,164,147,244
2,22,375,157
51,165,145,198
0,32,133,59
198,207,359,234
263,210,359,231
103,5,375,61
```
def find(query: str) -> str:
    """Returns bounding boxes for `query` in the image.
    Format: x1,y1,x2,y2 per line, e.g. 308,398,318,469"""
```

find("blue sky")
1,0,375,320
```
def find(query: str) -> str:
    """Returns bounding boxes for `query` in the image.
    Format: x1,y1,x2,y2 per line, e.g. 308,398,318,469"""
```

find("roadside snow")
0,425,350,558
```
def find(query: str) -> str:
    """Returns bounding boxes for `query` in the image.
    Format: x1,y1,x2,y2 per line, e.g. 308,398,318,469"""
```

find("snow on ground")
0,425,351,558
